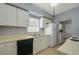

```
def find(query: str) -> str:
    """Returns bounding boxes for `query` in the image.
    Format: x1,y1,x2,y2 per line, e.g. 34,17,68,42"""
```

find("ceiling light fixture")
51,3,59,7
50,3,59,19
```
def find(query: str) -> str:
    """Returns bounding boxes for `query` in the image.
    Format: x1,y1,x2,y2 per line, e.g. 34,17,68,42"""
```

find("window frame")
27,16,40,32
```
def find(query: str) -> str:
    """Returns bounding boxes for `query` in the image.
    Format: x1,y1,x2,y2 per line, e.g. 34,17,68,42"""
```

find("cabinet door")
0,43,6,55
43,17,52,28
0,4,6,25
46,19,52,23
38,36,49,52
33,38,41,54
42,36,49,48
17,8,29,27
0,42,17,55
23,11,29,26
5,47,17,55
33,39,38,54
5,42,17,55
33,36,49,54
38,37,46,51
6,4,17,26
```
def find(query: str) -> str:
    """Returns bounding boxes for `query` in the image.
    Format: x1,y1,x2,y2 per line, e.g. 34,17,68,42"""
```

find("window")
27,17,40,32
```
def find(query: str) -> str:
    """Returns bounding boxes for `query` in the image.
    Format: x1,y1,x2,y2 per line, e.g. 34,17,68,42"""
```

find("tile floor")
36,45,63,55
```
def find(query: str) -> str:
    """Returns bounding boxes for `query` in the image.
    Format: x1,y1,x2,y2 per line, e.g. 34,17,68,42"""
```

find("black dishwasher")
17,38,33,55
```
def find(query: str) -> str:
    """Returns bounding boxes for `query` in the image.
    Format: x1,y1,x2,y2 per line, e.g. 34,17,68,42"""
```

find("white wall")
65,23,71,34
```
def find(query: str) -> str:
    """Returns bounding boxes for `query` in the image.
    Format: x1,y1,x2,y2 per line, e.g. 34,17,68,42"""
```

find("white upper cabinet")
6,4,17,26
24,11,29,26
17,8,29,27
0,4,6,25
0,4,29,27
42,17,52,28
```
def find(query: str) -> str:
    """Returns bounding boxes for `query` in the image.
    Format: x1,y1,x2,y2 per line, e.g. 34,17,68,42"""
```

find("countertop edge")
0,35,33,44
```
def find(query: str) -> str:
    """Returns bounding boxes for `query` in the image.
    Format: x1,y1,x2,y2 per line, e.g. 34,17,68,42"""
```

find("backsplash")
0,26,27,35
0,26,44,36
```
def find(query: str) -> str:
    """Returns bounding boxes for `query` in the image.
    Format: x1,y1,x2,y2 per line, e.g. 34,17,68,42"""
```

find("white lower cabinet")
5,42,17,55
0,42,17,55
33,36,49,54
33,38,40,54
0,43,6,55
40,36,49,50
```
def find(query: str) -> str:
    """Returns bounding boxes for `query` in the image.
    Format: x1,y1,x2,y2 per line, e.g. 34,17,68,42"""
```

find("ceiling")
10,3,79,18
10,3,53,18
32,3,79,15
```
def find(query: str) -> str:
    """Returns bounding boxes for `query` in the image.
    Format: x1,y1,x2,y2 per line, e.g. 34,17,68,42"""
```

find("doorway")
59,20,72,44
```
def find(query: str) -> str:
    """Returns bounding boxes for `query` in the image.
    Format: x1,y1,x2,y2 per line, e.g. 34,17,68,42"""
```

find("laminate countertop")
0,35,33,44
57,37,79,55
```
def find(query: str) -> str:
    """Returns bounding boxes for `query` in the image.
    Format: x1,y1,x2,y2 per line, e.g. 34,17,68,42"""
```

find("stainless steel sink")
32,34,44,38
